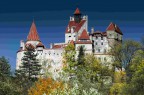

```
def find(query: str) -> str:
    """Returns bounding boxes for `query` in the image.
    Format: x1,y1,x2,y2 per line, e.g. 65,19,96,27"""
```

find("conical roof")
74,8,81,15
27,21,40,41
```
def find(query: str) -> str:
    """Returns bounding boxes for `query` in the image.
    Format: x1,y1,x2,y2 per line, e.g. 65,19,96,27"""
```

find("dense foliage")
28,78,64,95
1,39,144,95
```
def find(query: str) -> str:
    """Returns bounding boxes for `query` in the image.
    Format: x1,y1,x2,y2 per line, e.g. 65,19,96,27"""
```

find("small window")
98,49,100,52
96,36,98,40
101,42,103,45
101,37,103,40
109,33,112,37
96,42,97,45
69,36,71,37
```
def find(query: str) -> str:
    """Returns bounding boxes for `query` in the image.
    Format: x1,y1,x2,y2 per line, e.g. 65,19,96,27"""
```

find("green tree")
15,46,42,95
123,60,144,95
63,43,76,76
0,77,21,95
16,46,41,81
63,44,112,94
110,40,141,70
0,56,10,80
77,46,85,65
0,56,21,95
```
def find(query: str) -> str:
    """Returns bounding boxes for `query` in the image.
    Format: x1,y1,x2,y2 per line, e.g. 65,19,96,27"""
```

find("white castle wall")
16,10,123,79
65,32,77,43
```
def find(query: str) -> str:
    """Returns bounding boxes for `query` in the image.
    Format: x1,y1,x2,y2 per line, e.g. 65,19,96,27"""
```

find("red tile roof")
75,41,92,44
102,32,107,36
90,31,107,37
65,20,86,33
52,44,66,49
79,29,90,40
36,42,44,48
106,22,123,35
74,8,81,15
27,21,40,41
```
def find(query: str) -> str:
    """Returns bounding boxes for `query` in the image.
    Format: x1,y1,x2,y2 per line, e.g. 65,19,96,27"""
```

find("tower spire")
27,21,40,41
74,8,81,15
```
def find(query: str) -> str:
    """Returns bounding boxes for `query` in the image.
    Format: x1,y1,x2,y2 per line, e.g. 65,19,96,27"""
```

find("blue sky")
0,0,144,71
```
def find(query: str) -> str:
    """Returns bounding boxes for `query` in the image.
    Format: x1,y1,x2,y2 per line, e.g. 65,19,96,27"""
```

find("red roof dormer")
27,21,40,41
25,43,35,49
79,29,90,40
36,42,45,48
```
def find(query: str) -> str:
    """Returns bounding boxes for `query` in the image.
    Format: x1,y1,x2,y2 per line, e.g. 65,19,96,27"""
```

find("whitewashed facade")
16,8,123,78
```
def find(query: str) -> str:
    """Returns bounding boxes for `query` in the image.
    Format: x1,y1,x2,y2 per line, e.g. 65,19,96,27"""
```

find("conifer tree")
0,56,11,79
77,46,85,65
16,45,41,82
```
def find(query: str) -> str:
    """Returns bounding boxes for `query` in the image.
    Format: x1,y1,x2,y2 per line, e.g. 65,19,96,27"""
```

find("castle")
16,8,123,77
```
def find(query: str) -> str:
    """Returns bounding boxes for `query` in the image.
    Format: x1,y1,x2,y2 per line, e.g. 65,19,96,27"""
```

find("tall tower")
106,22,123,47
26,21,41,47
16,21,44,69
65,8,88,43
74,8,81,23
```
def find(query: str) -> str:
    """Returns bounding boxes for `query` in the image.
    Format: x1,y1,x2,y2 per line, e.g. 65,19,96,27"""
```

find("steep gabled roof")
79,29,90,40
74,8,81,15
106,22,123,35
27,21,40,41
65,20,86,33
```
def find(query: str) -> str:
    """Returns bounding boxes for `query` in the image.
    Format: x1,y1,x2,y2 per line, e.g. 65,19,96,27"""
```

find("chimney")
70,16,72,21
50,43,54,49
91,27,94,34
20,40,25,50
